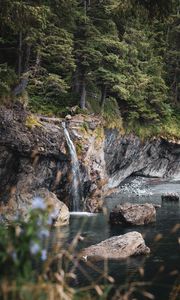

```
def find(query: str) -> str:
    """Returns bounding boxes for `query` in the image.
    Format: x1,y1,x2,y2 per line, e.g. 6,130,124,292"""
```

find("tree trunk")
18,31,23,77
100,85,107,110
73,69,80,94
84,0,87,16
24,44,31,73
34,51,41,74
12,77,29,96
80,77,86,109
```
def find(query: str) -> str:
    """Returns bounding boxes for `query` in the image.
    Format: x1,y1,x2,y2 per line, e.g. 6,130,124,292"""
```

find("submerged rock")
161,193,179,202
109,203,156,226
81,231,150,260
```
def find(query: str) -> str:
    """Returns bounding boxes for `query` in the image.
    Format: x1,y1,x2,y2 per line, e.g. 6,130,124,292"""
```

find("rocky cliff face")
105,129,180,188
0,105,72,215
0,105,179,216
0,105,106,214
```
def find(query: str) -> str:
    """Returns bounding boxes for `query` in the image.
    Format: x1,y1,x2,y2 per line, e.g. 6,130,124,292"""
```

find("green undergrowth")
126,112,180,140
88,97,124,132
28,95,179,141
28,95,69,117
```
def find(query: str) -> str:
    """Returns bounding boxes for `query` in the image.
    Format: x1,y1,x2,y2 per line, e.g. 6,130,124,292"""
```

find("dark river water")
59,177,180,300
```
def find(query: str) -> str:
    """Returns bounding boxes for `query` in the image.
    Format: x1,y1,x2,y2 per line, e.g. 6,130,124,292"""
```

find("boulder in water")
161,193,179,202
109,203,156,226
81,231,150,261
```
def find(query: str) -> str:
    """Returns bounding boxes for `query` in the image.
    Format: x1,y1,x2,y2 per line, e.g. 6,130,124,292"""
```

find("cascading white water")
62,122,82,211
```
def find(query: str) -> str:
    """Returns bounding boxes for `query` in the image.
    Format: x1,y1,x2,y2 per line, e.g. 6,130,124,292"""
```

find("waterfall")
62,122,82,211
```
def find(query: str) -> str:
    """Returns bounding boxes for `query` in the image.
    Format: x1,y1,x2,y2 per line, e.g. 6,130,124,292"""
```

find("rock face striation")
81,231,150,260
105,129,180,189
0,105,106,215
109,203,156,226
0,105,180,216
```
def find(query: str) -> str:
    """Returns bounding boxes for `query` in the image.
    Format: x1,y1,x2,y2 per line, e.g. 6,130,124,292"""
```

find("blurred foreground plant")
0,197,76,299
0,197,113,300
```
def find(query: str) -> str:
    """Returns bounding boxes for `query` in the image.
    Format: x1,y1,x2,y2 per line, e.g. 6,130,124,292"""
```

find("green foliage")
29,94,76,117
114,22,171,124
126,112,180,139
0,64,17,101
87,97,101,114
165,9,180,104
0,0,179,137
103,97,124,131
44,74,69,98
0,200,50,282
0,196,114,300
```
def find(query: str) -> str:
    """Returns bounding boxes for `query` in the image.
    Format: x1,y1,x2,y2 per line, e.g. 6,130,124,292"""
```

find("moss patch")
25,115,42,129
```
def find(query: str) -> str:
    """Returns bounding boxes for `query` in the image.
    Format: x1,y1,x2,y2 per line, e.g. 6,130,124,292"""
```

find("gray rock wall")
105,129,180,188
0,105,179,214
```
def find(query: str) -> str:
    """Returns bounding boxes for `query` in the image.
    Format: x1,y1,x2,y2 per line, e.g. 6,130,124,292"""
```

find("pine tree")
166,6,180,105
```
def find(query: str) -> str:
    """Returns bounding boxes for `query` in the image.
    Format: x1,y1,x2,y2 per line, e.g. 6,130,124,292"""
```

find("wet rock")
153,204,161,209
161,193,179,202
84,196,103,213
109,203,156,226
81,231,150,261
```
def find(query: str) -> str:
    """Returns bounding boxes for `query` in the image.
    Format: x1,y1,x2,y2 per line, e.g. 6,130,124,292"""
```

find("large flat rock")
81,231,150,261
109,203,156,226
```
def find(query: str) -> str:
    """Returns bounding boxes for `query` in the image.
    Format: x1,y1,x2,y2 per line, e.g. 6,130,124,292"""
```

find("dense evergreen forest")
0,0,179,137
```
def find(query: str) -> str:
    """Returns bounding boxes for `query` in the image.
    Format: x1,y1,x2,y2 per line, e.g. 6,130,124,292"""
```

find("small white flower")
47,215,53,225
47,209,58,225
36,217,43,226
38,228,49,238
30,242,40,255
41,249,47,261
32,197,46,210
